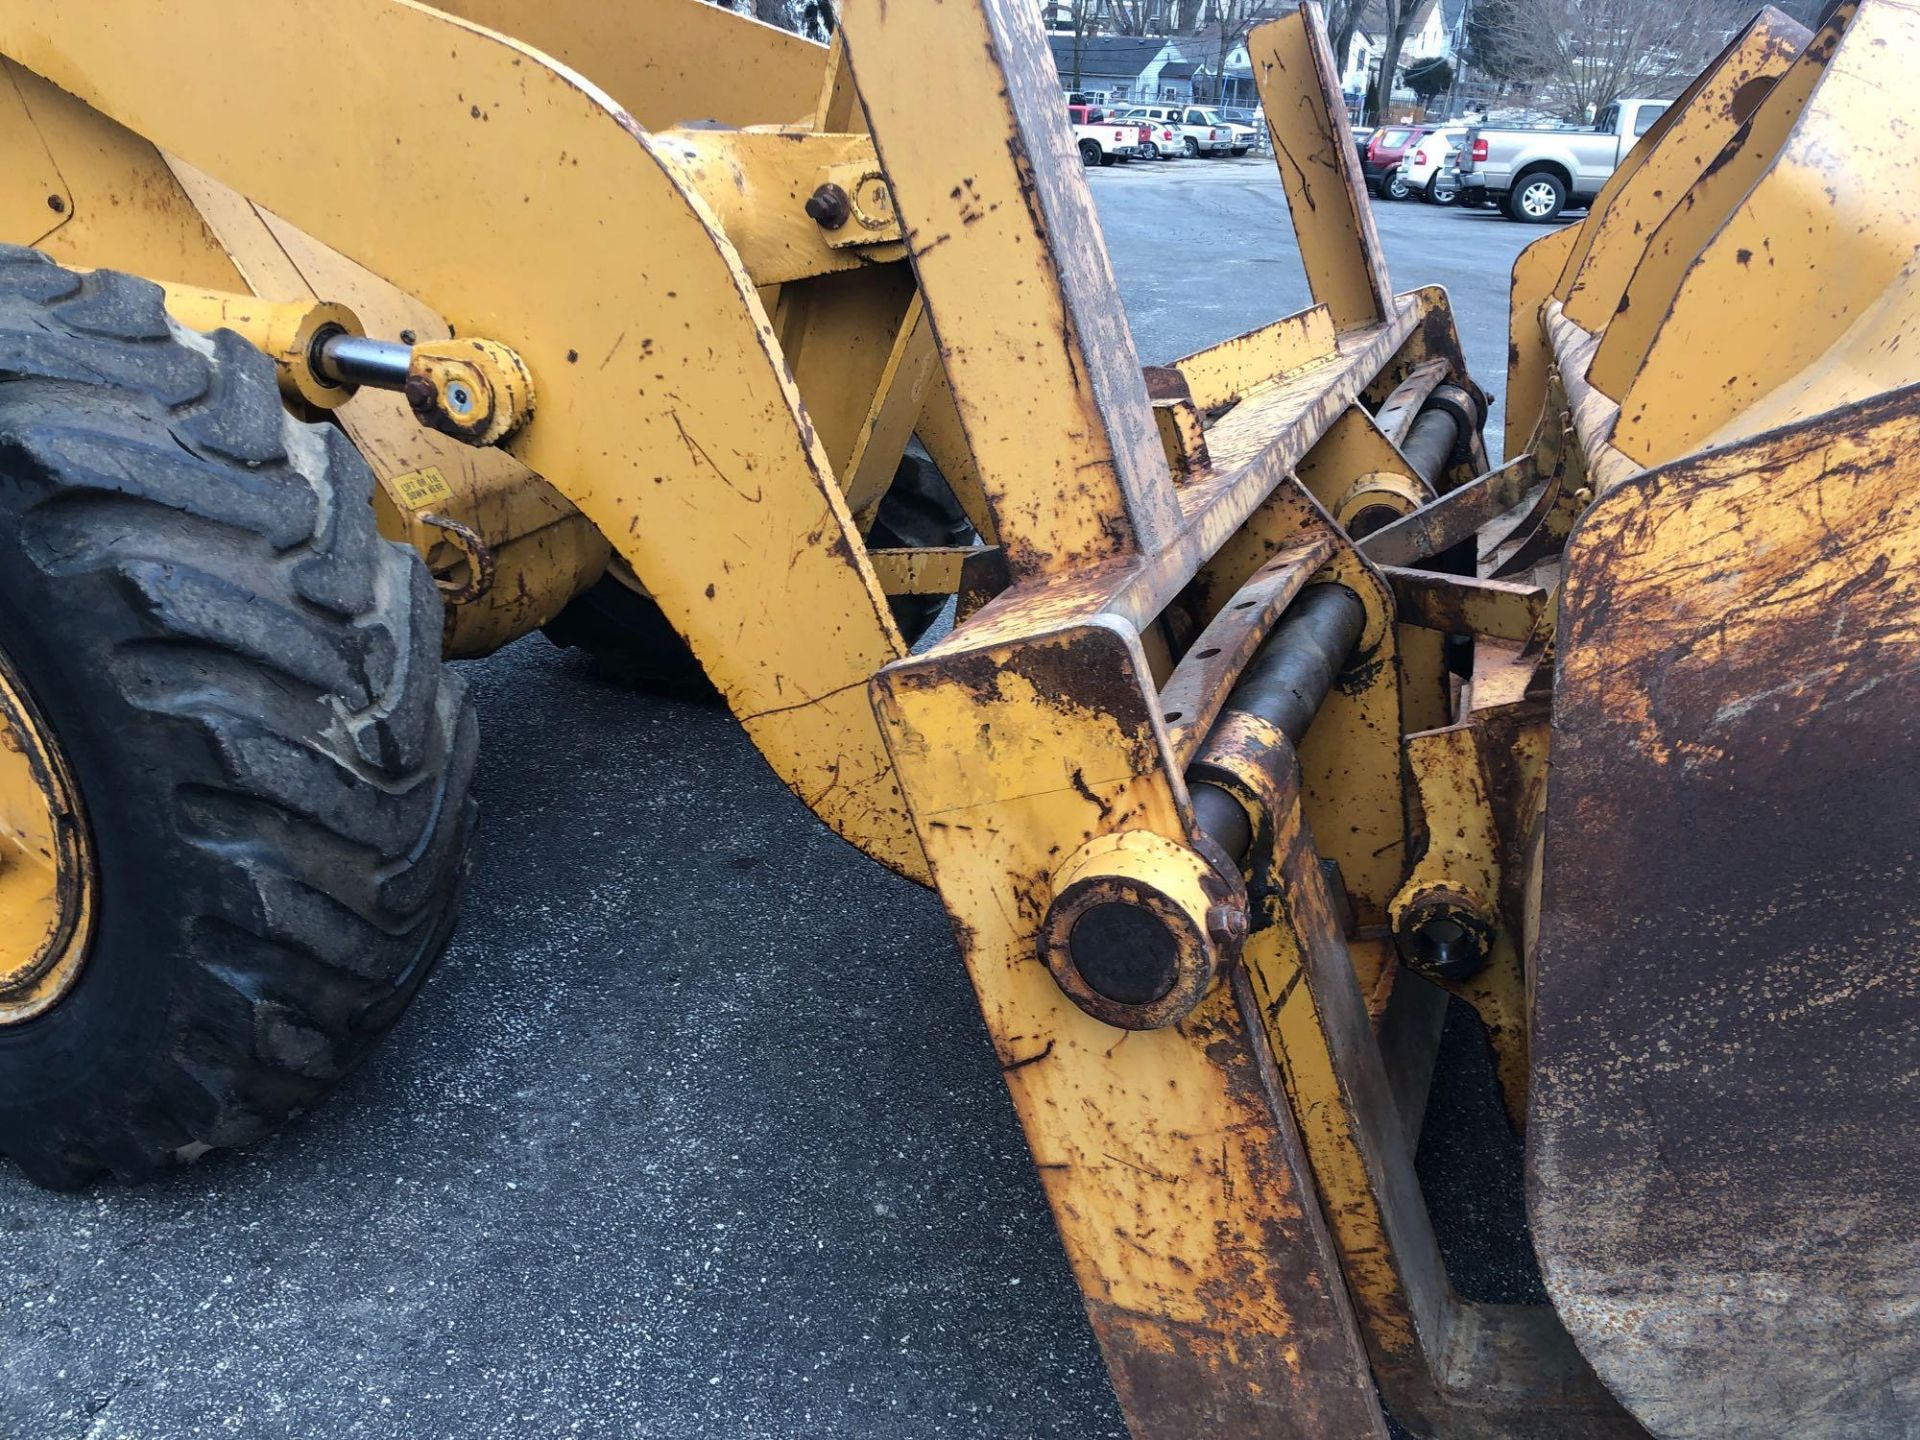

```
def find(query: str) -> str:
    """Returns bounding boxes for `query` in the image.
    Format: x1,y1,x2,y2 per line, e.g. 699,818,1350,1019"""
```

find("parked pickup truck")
1112,104,1232,158
1069,104,1147,167
1456,97,1669,222
1188,106,1256,156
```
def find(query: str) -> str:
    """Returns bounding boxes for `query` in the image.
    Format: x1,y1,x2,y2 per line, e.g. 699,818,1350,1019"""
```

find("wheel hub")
0,645,95,1023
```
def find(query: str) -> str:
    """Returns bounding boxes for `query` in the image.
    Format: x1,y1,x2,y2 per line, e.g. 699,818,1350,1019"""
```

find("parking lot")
1088,152,1555,457
0,160,1561,1440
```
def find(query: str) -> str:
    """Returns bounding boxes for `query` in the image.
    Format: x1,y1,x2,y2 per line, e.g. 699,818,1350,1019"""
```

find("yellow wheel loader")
0,1,1912,1434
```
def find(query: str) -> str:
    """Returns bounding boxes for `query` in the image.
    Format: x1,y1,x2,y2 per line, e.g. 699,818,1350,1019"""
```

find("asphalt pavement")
0,156,1563,1440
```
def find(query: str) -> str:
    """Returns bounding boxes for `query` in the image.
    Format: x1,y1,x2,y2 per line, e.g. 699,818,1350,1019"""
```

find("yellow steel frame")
0,0,1550,1430
0,0,927,878
1,0,1910,1435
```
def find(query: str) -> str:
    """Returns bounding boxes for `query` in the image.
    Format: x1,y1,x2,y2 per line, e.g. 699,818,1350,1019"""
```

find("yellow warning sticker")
390,465,454,511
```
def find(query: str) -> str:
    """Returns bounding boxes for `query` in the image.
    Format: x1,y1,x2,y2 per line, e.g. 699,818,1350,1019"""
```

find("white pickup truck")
1112,104,1233,158
1069,104,1147,167
1456,97,1669,222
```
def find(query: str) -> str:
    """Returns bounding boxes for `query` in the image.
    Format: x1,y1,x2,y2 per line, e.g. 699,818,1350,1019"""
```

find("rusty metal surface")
24,0,1905,1432
1158,533,1335,767
1535,386,1920,1438
1383,568,1547,644
1237,736,1637,1439
1555,9,1808,335
844,0,1179,578
1373,359,1451,447
1359,456,1540,569
874,619,1391,1438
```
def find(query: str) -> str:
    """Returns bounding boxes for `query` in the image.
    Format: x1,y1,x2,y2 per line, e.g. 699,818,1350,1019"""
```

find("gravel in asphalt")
0,156,1566,1440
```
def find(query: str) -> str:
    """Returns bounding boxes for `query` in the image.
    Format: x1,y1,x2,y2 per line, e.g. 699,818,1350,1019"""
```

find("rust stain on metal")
1536,388,1920,1436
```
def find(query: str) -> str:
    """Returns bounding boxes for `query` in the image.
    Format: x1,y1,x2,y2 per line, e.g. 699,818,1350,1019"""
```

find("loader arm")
0,0,925,877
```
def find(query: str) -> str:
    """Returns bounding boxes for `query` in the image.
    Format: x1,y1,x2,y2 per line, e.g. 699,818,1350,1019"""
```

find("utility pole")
1444,0,1470,120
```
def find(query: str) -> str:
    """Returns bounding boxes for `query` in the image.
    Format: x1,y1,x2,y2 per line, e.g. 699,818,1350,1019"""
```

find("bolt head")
1205,905,1249,949
804,182,852,231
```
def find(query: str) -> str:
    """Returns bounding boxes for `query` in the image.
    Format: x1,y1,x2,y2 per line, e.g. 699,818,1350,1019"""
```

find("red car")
1362,124,1433,200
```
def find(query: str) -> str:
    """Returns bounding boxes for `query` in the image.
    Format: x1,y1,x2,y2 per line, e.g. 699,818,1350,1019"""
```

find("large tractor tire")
544,444,971,690
0,249,477,1187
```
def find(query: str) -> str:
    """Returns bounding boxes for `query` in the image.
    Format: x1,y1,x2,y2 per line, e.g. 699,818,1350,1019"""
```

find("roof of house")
1160,60,1200,80
1046,34,1173,81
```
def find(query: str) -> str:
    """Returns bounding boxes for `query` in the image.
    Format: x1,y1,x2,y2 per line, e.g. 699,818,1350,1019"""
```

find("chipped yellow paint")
1392,724,1527,1125
0,60,243,290
1597,4,1920,464
875,618,1387,1433
1248,14,1392,332
1504,222,1581,461
434,0,827,133
164,158,609,659
0,0,925,876
1172,303,1337,410
1556,9,1809,332
652,128,905,287
843,0,1180,578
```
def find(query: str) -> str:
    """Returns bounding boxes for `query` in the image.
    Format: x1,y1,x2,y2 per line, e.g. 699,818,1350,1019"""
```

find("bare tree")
1060,0,1104,90
1472,0,1757,120
1089,0,1191,37
1464,0,1546,85
1197,0,1286,104
1321,0,1365,87
1368,0,1421,123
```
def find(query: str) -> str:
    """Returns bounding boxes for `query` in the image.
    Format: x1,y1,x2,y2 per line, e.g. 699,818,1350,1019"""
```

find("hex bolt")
1205,905,1248,949
805,183,852,231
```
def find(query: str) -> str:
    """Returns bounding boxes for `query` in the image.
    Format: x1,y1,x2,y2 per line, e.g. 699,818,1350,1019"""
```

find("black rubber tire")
1183,136,1200,158
1505,170,1567,223
1079,139,1101,167
0,247,477,1188
1425,175,1459,206
1385,171,1412,201
541,569,719,698
544,447,971,690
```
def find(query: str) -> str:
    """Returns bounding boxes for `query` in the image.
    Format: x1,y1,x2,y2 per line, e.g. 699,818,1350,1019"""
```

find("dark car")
1361,124,1432,200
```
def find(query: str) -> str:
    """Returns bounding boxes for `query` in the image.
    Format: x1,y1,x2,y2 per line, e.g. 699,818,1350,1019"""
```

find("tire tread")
0,246,475,1187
